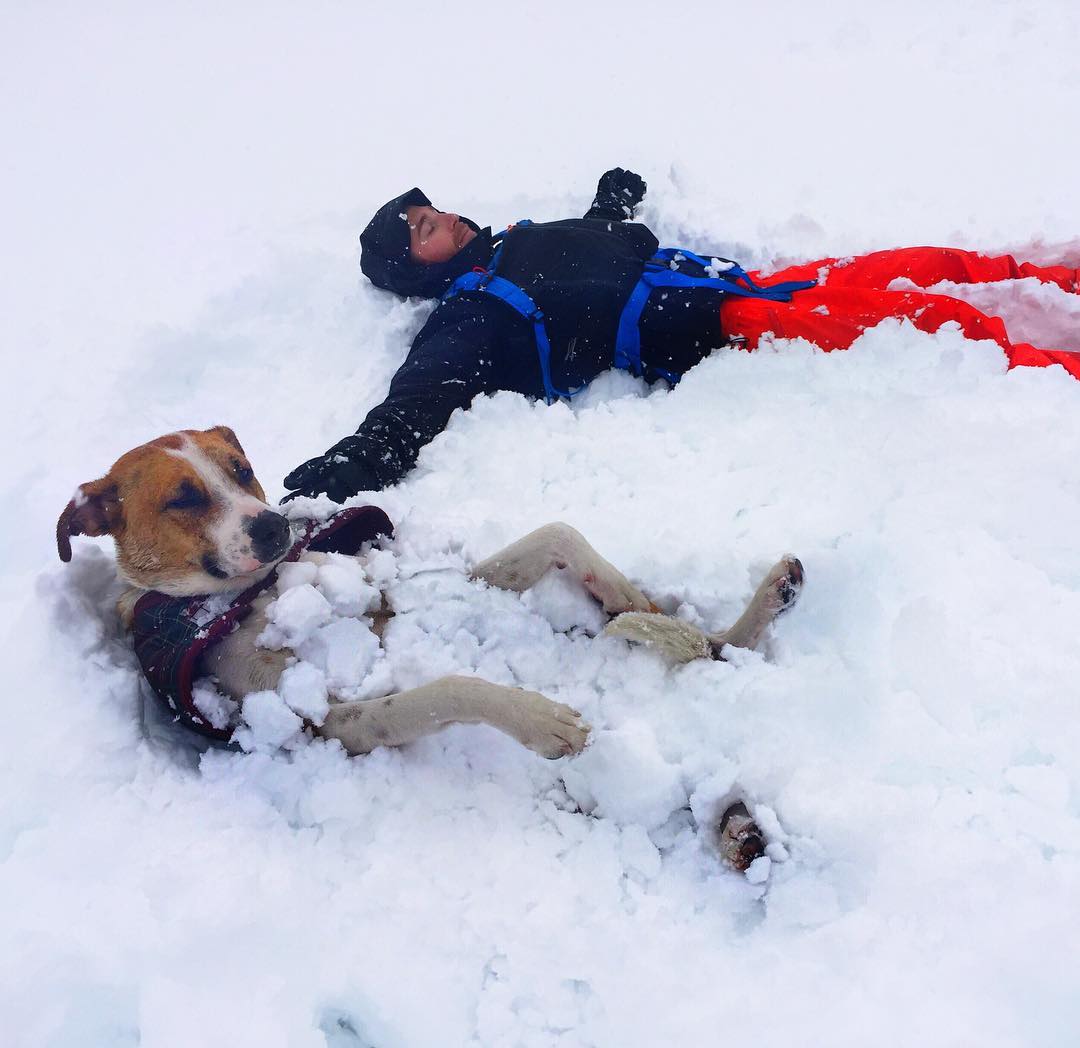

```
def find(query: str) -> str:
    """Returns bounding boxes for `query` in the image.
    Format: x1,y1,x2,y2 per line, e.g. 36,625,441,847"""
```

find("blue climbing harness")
614,248,818,378
442,224,818,403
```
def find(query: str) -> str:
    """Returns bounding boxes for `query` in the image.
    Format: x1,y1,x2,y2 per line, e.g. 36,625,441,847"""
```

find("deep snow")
3,3,1080,1046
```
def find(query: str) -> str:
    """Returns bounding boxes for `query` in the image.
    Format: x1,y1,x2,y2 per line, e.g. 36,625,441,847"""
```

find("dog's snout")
246,510,291,562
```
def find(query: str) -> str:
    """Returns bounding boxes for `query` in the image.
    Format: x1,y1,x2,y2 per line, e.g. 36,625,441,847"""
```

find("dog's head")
57,426,293,596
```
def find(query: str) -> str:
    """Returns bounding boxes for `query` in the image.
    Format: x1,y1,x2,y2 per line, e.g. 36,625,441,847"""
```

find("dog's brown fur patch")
56,427,267,592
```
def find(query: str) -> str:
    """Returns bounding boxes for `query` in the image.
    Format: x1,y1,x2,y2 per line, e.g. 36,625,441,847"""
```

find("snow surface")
4,3,1080,1046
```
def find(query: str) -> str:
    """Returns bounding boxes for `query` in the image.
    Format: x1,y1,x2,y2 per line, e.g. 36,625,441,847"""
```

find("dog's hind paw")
765,556,804,615
714,801,766,873
603,612,713,664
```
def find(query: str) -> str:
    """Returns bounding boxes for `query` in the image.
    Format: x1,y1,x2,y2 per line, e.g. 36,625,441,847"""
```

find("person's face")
406,204,477,264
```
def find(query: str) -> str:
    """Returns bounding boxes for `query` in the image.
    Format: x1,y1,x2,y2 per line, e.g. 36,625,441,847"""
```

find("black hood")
359,187,494,299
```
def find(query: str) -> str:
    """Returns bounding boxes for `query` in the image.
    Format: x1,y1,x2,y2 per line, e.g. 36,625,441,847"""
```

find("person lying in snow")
283,169,1080,502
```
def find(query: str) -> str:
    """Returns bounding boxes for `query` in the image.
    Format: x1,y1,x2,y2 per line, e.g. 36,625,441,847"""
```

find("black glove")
282,438,380,504
591,167,647,219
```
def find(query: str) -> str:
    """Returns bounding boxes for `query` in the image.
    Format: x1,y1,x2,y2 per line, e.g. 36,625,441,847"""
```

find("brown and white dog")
57,426,803,869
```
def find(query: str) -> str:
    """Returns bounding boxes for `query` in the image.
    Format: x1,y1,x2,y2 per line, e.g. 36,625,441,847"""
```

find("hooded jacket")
359,188,496,299
287,184,728,496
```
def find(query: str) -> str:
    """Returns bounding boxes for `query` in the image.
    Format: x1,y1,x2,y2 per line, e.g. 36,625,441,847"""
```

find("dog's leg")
318,675,589,758
602,613,714,663
472,522,658,614
708,556,803,654
200,593,291,697
603,556,803,663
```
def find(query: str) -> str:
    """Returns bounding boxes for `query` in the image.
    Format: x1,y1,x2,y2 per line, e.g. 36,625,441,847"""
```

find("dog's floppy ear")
208,425,244,454
56,476,121,562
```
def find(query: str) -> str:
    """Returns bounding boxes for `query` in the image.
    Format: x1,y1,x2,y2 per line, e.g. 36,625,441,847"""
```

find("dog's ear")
56,476,121,562
208,425,244,454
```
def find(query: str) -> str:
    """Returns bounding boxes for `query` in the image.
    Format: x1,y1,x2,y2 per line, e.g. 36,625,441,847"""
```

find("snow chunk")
191,681,238,731
275,559,318,592
315,553,381,617
298,617,382,694
705,257,735,278
521,568,608,634
562,721,686,832
363,547,399,589
259,583,332,648
277,662,330,725
235,691,305,751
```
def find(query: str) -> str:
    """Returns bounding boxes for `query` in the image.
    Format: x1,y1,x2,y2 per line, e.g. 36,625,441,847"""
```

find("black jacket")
285,191,727,498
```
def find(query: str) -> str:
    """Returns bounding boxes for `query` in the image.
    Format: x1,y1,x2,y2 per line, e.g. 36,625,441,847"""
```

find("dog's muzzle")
245,510,292,563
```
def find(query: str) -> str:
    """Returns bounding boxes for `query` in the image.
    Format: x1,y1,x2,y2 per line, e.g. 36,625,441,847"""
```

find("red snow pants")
719,247,1080,380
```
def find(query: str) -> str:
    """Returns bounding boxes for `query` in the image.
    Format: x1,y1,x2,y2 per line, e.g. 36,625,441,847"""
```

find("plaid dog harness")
131,506,394,744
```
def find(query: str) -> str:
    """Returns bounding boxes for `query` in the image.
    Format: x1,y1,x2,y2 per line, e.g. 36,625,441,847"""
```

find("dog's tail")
602,612,714,664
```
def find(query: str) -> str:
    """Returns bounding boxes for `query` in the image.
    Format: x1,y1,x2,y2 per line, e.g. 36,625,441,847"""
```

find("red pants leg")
719,286,1080,381
754,246,1080,295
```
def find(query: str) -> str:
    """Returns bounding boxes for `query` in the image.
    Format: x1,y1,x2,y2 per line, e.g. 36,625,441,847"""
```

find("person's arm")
283,309,503,502
584,167,647,221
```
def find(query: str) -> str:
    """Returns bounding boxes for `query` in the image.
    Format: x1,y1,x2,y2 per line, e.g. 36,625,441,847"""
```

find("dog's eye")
232,460,254,485
165,482,209,512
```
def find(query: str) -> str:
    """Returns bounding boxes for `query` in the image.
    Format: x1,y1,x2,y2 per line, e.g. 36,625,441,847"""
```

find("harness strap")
615,257,817,375
444,223,818,399
444,256,582,404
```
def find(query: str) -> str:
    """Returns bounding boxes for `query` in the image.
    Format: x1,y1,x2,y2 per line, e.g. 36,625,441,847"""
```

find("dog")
57,426,803,870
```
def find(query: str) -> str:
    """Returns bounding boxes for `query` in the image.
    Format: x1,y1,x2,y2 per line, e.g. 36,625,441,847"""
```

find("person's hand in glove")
589,167,647,220
281,438,379,504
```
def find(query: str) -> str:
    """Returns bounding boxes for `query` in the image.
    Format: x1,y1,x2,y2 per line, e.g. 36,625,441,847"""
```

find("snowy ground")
4,3,1080,1046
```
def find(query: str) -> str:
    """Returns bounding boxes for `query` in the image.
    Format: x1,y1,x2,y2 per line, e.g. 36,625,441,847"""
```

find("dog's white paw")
580,564,658,615
498,689,590,759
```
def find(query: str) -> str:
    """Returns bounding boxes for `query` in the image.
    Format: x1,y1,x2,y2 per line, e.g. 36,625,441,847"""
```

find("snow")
192,679,238,732
235,690,306,753
260,583,333,648
298,617,384,700
5,2,1080,1046
889,274,1080,352
278,662,331,726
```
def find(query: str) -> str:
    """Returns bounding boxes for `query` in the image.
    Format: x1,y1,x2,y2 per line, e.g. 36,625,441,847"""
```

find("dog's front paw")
499,690,591,759
581,565,659,615
764,556,804,614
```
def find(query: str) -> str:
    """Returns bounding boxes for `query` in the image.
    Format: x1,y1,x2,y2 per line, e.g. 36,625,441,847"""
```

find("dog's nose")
246,510,292,562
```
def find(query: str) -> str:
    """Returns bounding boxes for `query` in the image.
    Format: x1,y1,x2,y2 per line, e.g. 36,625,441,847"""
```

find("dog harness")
131,506,394,745
443,224,818,402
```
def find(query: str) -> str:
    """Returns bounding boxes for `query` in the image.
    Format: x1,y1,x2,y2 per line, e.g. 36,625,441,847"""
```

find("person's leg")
754,247,1080,295
1005,342,1080,377
720,286,1080,380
